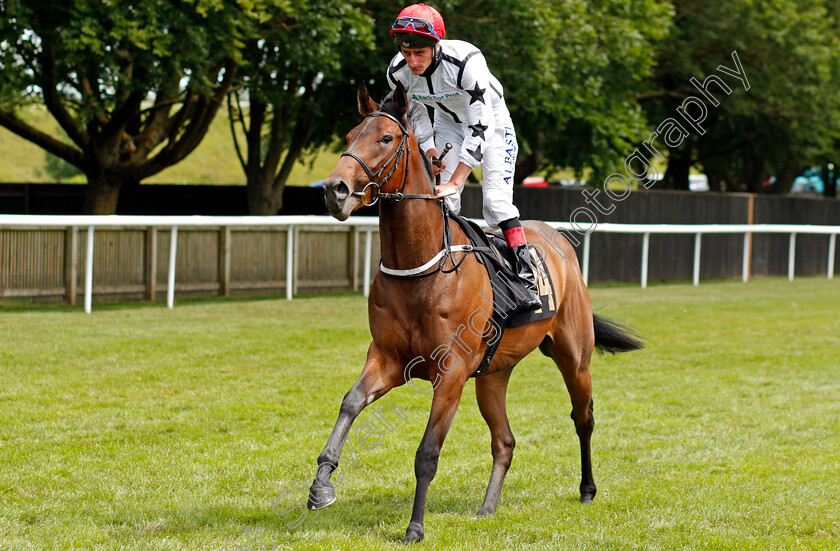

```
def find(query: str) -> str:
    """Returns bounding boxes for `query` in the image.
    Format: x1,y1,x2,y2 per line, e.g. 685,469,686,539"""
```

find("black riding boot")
513,244,542,311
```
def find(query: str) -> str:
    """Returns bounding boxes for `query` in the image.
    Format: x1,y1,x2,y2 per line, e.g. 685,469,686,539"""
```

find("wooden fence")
2,185,839,306
0,219,381,306
458,186,840,283
1,215,837,311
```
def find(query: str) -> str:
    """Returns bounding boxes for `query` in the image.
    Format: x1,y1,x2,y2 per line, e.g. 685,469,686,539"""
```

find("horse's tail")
593,314,644,354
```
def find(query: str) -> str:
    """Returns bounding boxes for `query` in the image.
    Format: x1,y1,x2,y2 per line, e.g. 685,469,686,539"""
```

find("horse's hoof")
476,505,495,517
401,522,424,544
307,483,336,510
580,484,597,504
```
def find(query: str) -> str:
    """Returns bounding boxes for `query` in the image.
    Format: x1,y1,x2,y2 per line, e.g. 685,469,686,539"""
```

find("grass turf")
1,277,839,550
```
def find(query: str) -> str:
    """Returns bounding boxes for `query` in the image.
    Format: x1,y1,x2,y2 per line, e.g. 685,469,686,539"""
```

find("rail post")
788,233,797,281
582,232,591,286
84,226,94,314
363,228,373,297
693,232,702,286
742,232,751,283
167,226,178,309
286,225,295,300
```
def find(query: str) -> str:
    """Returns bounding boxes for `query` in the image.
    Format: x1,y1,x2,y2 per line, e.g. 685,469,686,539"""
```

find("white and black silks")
387,40,521,227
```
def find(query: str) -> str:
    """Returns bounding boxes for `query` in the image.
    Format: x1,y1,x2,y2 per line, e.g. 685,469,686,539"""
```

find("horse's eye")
381,135,394,144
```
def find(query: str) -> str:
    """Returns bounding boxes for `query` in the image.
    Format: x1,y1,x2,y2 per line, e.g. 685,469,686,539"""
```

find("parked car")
791,167,824,194
689,174,709,192
522,176,549,188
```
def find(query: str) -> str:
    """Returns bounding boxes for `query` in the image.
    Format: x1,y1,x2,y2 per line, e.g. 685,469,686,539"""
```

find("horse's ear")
357,83,377,116
393,82,409,118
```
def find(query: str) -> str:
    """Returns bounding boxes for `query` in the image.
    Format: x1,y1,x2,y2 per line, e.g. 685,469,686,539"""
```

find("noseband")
340,108,475,280
341,111,436,205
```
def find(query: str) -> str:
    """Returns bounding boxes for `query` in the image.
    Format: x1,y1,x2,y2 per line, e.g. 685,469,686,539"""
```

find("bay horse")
311,82,643,543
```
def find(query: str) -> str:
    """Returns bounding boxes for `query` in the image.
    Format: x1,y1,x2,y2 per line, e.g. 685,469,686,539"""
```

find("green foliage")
643,0,840,192
348,1,673,185
0,0,255,212
2,0,839,202
228,0,376,213
40,151,82,180
436,0,673,183
1,0,248,115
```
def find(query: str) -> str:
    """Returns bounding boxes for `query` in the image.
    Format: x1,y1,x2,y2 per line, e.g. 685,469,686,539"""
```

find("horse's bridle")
341,111,436,206
340,109,480,279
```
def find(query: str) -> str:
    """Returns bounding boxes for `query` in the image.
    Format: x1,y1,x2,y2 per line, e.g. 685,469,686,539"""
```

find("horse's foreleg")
403,380,465,544
308,344,402,510
475,368,515,516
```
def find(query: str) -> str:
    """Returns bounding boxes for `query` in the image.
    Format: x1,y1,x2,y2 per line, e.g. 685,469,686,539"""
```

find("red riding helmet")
390,3,446,48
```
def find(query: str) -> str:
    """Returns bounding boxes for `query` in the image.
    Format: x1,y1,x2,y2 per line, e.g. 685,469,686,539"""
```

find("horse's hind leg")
308,343,403,509
570,389,596,503
475,368,516,516
540,334,597,503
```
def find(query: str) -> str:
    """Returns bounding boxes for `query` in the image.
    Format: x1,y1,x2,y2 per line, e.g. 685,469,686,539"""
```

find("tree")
641,0,840,194
343,0,672,186
41,151,82,181
443,0,673,185
228,0,374,215
0,0,251,213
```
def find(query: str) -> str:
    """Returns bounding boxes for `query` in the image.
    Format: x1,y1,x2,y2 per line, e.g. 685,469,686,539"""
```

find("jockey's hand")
426,149,445,177
434,179,460,198
434,162,470,199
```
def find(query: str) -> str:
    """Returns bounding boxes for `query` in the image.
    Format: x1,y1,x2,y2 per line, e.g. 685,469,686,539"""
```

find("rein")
341,110,484,278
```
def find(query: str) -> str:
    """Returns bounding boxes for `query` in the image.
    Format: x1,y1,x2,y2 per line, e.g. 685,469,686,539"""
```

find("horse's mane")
379,90,436,184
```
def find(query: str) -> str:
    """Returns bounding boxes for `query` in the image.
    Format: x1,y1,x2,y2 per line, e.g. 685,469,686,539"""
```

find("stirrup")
518,288,542,311
513,244,542,311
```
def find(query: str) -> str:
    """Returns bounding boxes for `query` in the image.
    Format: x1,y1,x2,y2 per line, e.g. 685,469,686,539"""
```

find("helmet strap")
420,44,442,78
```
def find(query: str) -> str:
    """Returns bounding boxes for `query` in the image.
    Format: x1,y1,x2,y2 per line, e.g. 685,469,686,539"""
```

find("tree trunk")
704,167,730,192
662,142,692,191
741,148,766,193
83,172,124,214
763,157,800,195
823,164,837,198
514,151,542,186
247,173,284,215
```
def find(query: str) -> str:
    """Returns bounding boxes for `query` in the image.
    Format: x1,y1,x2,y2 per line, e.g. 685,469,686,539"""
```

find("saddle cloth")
450,216,557,376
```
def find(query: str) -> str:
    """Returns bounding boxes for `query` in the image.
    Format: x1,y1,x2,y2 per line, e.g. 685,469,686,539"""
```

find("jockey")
387,3,541,311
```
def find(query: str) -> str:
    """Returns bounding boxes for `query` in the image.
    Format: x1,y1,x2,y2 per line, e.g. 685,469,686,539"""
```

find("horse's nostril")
334,181,349,200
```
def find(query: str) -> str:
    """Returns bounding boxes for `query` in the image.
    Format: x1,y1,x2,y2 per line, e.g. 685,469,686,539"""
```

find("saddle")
449,215,557,377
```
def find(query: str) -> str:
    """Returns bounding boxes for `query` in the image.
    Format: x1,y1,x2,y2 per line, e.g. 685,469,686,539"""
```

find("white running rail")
1,215,837,312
